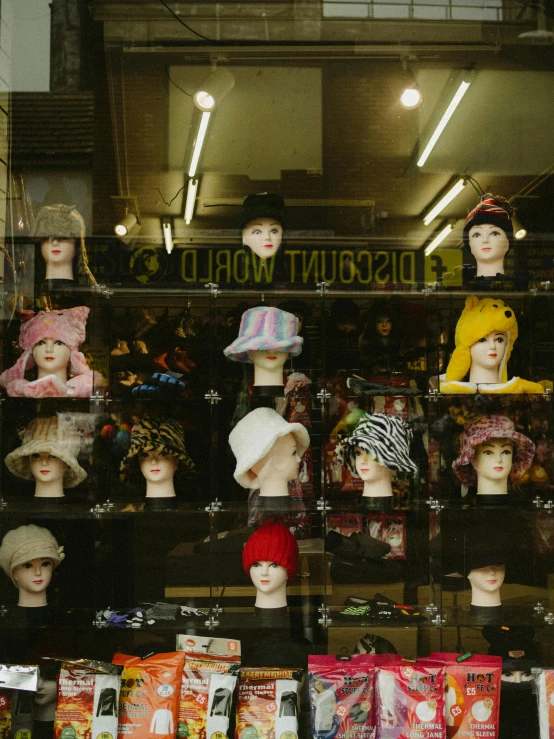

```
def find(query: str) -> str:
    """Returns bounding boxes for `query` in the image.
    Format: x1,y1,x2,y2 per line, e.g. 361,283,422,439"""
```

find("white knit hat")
229,407,310,489
0,525,64,584
5,416,86,488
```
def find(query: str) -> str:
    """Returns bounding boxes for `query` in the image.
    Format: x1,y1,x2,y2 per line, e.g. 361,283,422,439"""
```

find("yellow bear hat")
445,295,518,384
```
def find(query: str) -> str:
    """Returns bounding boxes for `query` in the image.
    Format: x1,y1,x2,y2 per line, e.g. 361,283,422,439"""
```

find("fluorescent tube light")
424,223,453,256
423,178,466,226
417,81,471,167
184,178,199,225
163,220,173,254
188,112,211,178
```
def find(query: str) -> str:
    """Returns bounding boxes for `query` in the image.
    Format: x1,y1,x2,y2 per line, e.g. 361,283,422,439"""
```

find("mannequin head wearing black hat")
465,528,507,608
239,193,285,261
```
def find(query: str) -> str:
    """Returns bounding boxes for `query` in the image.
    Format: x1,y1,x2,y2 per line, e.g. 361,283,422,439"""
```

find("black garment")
34,721,55,739
498,684,539,739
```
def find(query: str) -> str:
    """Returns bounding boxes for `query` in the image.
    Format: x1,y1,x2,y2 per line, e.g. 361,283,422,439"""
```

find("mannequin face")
139,450,178,483
29,452,68,483
502,670,533,683
354,447,386,481
249,561,288,595
40,237,76,266
247,350,288,372
252,433,301,483
35,677,58,706
32,338,71,373
376,316,392,338
472,439,514,481
467,564,505,593
468,224,509,265
12,558,53,594
242,218,283,259
470,331,507,374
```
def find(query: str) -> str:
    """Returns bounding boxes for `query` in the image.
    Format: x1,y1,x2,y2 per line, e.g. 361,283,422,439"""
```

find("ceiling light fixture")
193,67,235,112
423,178,466,226
162,220,174,254
184,178,199,225
417,78,472,167
513,213,528,240
188,111,211,178
424,222,454,256
114,212,137,237
399,59,422,110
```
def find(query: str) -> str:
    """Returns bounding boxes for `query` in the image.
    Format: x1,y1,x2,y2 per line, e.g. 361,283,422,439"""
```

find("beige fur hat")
5,416,87,488
0,525,64,584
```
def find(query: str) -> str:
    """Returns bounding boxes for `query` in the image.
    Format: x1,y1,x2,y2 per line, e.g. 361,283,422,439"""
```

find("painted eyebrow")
248,221,281,227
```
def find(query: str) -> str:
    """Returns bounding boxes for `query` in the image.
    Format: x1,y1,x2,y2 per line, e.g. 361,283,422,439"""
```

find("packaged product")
54,660,121,739
375,660,445,739
536,668,554,739
235,667,302,739
308,654,377,739
0,666,38,739
112,652,185,739
176,634,241,739
426,653,502,738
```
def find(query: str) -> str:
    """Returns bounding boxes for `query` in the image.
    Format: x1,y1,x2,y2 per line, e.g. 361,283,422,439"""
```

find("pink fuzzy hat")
223,307,303,363
453,414,535,485
0,307,91,390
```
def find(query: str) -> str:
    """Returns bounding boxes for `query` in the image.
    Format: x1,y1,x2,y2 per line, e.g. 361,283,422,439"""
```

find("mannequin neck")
37,365,68,383
476,476,509,496
44,262,74,281
476,259,504,278
18,589,48,607
471,588,501,607
255,584,287,609
34,702,56,722
258,477,290,498
34,479,65,498
253,365,284,387
469,365,501,384
362,467,393,498
145,480,176,498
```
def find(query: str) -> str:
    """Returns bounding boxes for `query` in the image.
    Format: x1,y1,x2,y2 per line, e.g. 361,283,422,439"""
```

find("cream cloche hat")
0,525,64,584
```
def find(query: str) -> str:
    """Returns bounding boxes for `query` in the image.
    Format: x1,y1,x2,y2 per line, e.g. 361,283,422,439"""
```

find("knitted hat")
463,194,514,249
238,193,285,230
483,626,540,672
335,412,418,475
119,417,195,483
444,296,518,384
0,307,92,394
242,518,299,580
229,407,310,489
5,416,87,488
453,415,535,485
0,525,64,585
223,307,303,364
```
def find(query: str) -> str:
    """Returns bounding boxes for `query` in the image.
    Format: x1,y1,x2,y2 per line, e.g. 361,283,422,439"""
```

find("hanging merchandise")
235,667,302,739
175,634,241,739
112,652,186,739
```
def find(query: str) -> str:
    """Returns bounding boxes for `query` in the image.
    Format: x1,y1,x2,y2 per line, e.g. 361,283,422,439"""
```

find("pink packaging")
375,660,445,739
426,653,502,739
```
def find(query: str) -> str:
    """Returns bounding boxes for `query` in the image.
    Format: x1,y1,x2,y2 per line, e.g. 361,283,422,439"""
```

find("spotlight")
513,214,527,240
400,87,423,110
114,213,137,237
162,220,173,254
193,67,235,112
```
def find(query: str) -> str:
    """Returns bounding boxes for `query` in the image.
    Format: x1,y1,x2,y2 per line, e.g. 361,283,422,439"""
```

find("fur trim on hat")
335,412,418,475
224,307,303,363
120,417,195,484
452,414,535,485
238,193,285,230
445,296,518,385
0,525,64,584
463,193,514,249
229,407,310,489
5,416,87,488
242,518,299,580
438,375,546,395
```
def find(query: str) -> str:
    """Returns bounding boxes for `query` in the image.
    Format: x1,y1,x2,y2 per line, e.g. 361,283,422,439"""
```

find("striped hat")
223,306,303,364
120,417,195,483
463,193,513,248
5,416,86,487
335,412,418,475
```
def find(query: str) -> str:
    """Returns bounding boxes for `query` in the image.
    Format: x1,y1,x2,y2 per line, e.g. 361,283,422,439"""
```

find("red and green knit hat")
462,193,514,248
242,518,299,581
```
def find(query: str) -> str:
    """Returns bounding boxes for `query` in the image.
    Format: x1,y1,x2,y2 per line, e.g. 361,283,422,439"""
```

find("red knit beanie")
242,518,299,581
462,193,514,248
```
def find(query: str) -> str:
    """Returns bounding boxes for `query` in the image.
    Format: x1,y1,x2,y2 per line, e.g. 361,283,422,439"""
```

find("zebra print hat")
335,412,417,475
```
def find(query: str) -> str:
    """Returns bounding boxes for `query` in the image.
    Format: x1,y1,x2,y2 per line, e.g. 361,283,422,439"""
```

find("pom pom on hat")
242,518,299,581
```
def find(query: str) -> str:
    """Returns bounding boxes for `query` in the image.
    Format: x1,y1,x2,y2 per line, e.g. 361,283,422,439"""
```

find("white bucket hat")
229,407,310,489
5,416,87,488
0,524,64,585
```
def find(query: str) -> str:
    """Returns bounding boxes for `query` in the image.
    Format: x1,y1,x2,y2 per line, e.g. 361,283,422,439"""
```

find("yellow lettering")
356,251,372,284
321,250,337,283
251,255,275,282
302,250,319,283
233,249,249,283
286,250,301,283
181,250,197,283
400,252,415,283
374,251,389,283
199,250,213,283
215,250,231,283
339,251,355,284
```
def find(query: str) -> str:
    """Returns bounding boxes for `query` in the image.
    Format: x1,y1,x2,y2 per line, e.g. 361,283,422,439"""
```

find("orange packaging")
235,667,302,739
426,654,502,739
112,652,186,739
0,690,13,739
176,634,241,739
54,663,120,739
537,668,554,738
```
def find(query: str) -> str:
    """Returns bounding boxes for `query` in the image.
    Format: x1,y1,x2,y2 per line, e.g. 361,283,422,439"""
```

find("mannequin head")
354,446,394,498
32,337,71,381
139,449,178,486
467,564,505,607
0,524,64,607
242,518,299,608
469,331,507,384
472,438,514,481
238,193,285,261
229,407,310,496
29,452,69,494
246,349,288,386
463,194,514,277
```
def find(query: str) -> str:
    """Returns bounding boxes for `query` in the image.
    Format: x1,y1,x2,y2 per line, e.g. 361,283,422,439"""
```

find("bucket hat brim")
5,439,87,488
224,335,303,363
